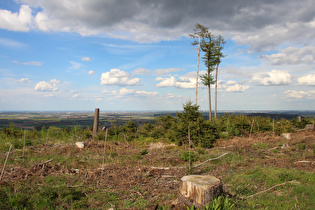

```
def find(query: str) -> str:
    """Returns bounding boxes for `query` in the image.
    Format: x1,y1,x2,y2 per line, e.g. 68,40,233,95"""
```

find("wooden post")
178,175,223,209
93,108,100,137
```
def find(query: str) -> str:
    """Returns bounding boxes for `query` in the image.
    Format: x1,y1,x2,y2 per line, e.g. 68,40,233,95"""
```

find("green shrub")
179,151,198,162
140,149,149,155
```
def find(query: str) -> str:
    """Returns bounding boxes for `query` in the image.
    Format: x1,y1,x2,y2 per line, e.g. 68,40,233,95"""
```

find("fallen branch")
193,152,229,168
38,159,53,166
0,144,12,181
247,180,299,199
150,166,183,170
294,160,314,164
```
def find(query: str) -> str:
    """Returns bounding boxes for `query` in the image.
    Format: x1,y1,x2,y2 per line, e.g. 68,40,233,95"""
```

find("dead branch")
150,166,183,170
121,133,129,145
0,144,12,181
294,160,313,164
247,180,299,199
38,159,53,167
193,152,229,168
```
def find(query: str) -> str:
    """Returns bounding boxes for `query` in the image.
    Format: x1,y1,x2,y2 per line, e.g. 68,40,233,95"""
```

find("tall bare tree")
190,24,208,106
213,35,226,118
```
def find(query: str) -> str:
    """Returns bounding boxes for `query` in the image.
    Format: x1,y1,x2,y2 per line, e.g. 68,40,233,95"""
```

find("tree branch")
193,152,229,168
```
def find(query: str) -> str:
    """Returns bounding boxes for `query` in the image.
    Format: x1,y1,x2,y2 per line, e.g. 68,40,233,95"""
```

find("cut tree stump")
178,175,222,209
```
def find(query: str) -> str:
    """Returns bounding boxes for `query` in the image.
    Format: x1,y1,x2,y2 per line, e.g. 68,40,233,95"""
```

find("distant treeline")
1,102,313,151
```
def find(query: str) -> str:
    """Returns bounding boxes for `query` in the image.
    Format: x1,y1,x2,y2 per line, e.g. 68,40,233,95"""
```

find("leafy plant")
205,196,234,210
179,151,198,162
140,149,149,155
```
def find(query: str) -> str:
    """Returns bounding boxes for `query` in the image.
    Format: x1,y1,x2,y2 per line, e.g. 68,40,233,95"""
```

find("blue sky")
0,0,314,111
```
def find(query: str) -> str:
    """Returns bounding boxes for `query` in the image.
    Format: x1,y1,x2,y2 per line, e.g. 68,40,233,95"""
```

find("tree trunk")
208,84,212,121
195,36,201,106
214,65,218,118
178,175,223,209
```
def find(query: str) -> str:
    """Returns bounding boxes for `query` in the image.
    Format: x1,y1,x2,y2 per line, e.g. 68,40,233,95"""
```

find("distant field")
0,110,314,130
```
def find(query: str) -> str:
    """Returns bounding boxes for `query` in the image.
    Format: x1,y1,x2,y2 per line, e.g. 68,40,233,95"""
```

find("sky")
0,0,314,111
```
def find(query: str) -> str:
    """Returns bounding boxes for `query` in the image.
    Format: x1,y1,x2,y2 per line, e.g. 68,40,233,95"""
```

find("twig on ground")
135,190,144,198
38,159,53,167
193,152,229,168
247,180,299,199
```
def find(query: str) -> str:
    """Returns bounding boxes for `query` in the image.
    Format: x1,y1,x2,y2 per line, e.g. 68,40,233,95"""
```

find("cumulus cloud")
285,90,315,99
298,74,315,86
261,46,315,65
13,60,42,66
156,75,195,89
88,70,95,75
0,0,312,52
100,69,140,86
0,5,32,32
252,70,291,86
226,84,250,92
7,0,312,51
34,79,60,92
81,57,90,61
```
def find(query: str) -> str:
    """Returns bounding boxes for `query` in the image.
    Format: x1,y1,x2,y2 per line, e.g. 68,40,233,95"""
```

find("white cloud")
13,60,42,66
156,75,196,89
18,78,31,83
285,90,315,99
72,94,79,98
102,90,117,95
154,68,180,76
81,57,90,61
34,79,60,92
135,90,158,97
252,70,291,86
226,80,237,85
118,88,158,97
261,46,315,65
226,84,250,92
100,69,140,86
133,67,150,75
298,74,315,86
88,70,95,75
0,5,32,32
156,76,176,87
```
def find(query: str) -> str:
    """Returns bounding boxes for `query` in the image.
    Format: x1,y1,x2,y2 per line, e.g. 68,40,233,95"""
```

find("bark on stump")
178,175,222,209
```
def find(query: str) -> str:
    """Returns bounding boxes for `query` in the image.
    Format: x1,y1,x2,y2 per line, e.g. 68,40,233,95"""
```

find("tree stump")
178,175,222,209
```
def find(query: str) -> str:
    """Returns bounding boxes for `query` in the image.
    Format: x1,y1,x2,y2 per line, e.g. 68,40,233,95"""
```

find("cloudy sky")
0,0,314,111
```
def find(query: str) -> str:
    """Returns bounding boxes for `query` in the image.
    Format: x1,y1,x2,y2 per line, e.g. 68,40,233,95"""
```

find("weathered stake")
93,108,100,137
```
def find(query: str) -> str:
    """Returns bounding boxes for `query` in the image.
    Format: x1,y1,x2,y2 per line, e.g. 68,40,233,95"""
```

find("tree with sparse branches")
190,24,209,106
200,31,216,121
213,35,226,118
